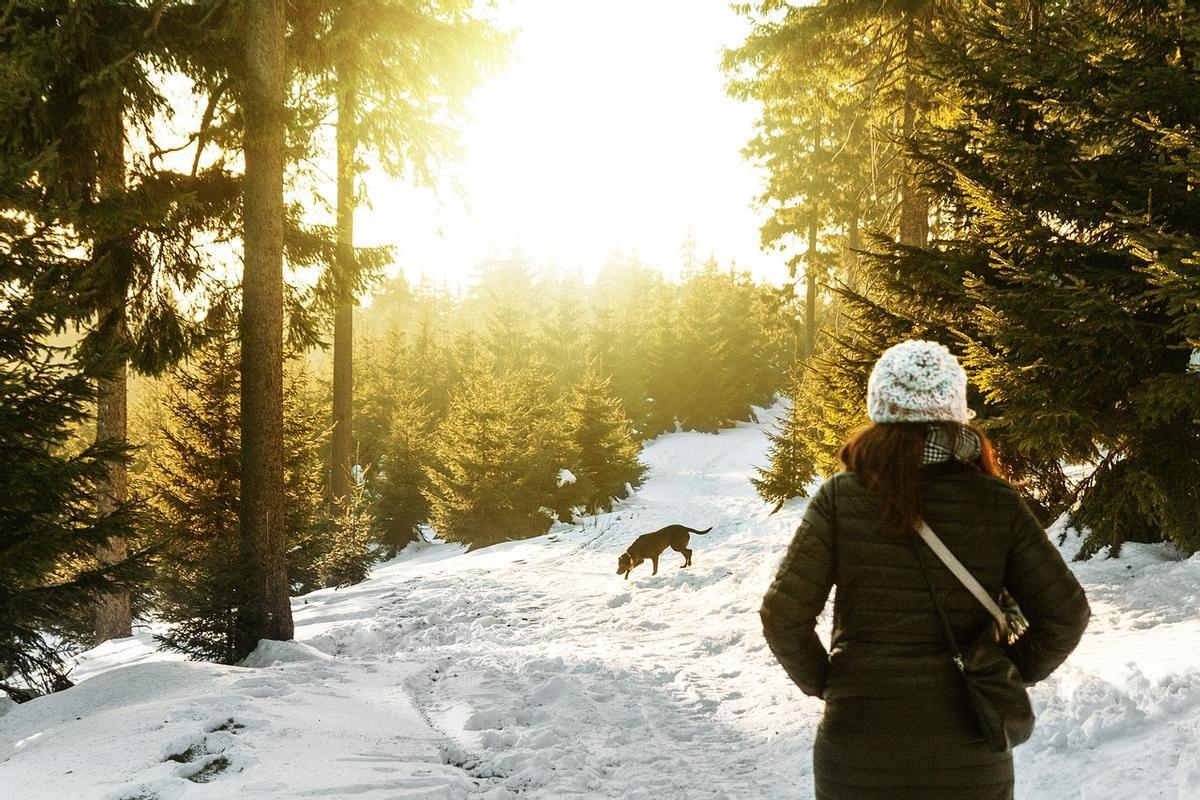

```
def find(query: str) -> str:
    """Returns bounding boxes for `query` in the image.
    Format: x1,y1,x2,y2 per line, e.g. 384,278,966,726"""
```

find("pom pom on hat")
867,340,971,424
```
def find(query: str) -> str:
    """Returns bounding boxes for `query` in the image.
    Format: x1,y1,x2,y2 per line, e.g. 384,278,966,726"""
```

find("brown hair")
837,422,1001,535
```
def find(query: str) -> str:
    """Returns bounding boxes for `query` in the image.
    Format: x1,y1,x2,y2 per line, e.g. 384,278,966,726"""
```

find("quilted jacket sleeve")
1002,498,1091,684
760,480,836,698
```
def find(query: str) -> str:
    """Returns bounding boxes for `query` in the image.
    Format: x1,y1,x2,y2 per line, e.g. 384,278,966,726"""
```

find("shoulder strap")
916,518,1006,629
911,539,965,669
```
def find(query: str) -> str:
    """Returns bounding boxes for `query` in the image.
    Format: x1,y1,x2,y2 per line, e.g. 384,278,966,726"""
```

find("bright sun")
353,0,781,289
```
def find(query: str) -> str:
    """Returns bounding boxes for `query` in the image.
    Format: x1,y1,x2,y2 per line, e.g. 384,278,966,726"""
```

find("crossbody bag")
913,518,1035,753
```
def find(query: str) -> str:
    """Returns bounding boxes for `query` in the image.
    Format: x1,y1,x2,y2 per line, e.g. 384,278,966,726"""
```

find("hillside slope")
3,406,1199,799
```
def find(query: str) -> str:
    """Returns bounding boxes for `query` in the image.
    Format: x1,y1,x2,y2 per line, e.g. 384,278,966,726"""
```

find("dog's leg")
651,556,659,575
682,547,692,567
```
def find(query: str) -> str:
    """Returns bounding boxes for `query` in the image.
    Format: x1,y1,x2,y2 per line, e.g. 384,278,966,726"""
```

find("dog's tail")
685,526,713,535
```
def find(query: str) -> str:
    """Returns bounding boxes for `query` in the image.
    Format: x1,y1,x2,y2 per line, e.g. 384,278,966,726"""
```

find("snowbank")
0,643,469,799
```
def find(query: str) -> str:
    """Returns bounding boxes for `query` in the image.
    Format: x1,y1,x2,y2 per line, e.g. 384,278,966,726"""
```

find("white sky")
353,0,783,289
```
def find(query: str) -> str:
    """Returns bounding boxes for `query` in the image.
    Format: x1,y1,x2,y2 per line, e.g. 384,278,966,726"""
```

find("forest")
2,2,1200,797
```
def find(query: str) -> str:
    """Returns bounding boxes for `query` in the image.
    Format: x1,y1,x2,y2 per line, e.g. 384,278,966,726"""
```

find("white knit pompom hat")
867,340,971,424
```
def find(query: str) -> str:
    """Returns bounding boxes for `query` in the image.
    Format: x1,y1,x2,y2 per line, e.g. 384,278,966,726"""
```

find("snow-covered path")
298,407,812,798
4,405,1200,799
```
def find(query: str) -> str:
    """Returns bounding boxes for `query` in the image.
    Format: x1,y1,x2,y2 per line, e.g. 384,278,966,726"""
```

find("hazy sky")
354,0,782,289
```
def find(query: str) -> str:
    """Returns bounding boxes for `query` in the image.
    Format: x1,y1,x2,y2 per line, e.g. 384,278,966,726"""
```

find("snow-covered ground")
4,405,1200,799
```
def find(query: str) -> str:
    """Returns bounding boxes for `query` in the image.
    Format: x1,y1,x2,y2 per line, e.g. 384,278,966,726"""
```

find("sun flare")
355,0,779,288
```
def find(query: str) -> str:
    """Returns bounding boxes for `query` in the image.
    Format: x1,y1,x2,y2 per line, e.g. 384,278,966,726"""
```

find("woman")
761,340,1089,800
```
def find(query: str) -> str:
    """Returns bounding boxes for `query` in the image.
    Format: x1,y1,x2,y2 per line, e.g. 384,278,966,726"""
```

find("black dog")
616,525,712,579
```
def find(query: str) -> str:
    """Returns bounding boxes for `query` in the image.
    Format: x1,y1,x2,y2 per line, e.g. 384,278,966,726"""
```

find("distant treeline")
348,255,797,550
109,255,797,661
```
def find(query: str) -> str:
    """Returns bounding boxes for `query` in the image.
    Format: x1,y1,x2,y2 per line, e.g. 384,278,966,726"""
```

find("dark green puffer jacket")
761,462,1090,800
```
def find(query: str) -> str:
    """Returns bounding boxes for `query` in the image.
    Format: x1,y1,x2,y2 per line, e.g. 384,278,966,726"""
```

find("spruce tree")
355,327,410,474
673,261,729,432
319,466,376,587
640,279,685,436
375,389,435,558
149,336,243,663
424,361,567,549
564,361,647,515
882,0,1200,554
0,0,244,644
0,281,139,695
754,0,1200,556
473,257,541,370
753,369,814,510
590,257,673,436
148,335,364,662
538,276,590,393
673,262,777,431
282,364,357,594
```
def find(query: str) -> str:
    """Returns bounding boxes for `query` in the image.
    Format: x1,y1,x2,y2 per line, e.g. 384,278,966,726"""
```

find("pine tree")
148,336,243,663
354,327,409,474
148,335,362,662
751,262,934,508
0,0,244,644
538,276,590,393
564,361,647,515
872,0,1200,554
672,262,776,431
282,364,354,594
473,256,541,370
375,389,435,558
726,0,937,292
750,282,802,404
756,0,1200,555
752,369,813,510
639,279,684,436
318,466,376,587
0,280,139,695
424,362,567,549
404,308,456,419
673,261,728,432
591,256,671,436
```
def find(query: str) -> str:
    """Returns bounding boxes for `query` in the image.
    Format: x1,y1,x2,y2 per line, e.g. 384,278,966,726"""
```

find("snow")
4,404,1200,799
556,469,576,487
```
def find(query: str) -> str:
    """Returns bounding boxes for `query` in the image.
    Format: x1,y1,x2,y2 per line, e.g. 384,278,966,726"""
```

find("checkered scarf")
922,424,983,466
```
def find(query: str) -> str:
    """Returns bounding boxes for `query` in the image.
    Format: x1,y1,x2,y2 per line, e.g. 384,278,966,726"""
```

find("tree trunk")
805,228,818,360
330,69,357,502
845,214,861,293
93,101,131,645
237,0,293,659
805,122,820,360
898,12,930,247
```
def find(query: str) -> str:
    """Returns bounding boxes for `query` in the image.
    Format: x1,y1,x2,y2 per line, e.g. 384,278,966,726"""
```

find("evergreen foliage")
738,0,1200,557
318,466,376,588
0,283,139,694
563,361,647,515
146,335,368,662
0,0,246,642
900,0,1200,555
290,0,505,503
424,359,568,549
752,369,817,510
349,262,794,548
375,389,435,558
146,335,242,663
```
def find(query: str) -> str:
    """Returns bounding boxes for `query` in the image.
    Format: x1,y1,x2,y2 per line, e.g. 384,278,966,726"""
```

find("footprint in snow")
157,717,250,785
